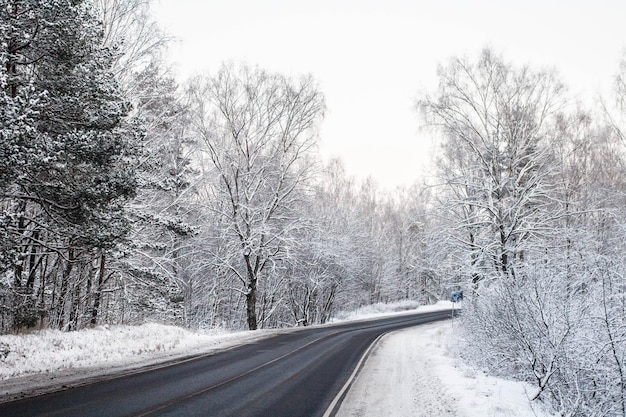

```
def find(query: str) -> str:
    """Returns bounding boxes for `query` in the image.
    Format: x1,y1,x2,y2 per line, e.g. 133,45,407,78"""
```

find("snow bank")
0,322,293,402
337,320,555,417
0,323,280,381
3,323,192,379
332,299,457,322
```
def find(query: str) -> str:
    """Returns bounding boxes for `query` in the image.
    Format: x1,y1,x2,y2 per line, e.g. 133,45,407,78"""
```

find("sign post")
449,290,463,328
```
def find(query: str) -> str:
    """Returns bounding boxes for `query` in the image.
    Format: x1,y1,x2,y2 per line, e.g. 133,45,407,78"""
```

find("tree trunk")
246,278,258,330
499,223,508,274
13,201,27,286
57,248,75,329
68,269,82,331
320,284,337,324
91,253,106,325
25,230,40,288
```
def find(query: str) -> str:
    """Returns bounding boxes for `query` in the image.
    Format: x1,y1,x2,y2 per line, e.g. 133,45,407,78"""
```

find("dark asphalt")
0,309,456,417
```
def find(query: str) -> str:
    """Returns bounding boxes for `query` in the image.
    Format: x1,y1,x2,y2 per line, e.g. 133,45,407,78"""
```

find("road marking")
322,332,386,417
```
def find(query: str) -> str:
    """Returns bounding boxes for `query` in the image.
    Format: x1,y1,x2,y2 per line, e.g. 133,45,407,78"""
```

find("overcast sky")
152,0,626,190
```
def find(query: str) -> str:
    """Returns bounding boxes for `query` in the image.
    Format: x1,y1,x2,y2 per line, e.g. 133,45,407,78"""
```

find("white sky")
152,0,626,190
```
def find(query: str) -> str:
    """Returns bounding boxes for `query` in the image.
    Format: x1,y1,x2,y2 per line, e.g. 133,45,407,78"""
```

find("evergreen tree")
0,0,141,331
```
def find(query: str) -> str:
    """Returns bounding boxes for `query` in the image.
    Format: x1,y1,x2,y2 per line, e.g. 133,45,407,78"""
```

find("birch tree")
191,64,325,330
418,48,566,285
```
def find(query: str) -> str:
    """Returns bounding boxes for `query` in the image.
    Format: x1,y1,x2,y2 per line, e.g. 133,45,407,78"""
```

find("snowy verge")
336,320,555,417
0,324,288,402
0,301,454,403
331,299,457,322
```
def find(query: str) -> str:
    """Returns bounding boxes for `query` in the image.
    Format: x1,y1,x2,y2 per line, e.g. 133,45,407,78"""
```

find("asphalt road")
0,309,456,417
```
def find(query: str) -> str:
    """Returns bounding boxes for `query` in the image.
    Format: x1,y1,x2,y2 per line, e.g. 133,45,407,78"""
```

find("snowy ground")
0,301,554,416
336,320,556,417
0,324,288,401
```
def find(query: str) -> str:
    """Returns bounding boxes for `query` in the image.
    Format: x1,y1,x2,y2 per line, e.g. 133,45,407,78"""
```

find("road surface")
0,310,456,417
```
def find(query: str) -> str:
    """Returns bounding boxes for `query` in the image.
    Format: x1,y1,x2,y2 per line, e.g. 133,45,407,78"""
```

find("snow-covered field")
0,301,553,416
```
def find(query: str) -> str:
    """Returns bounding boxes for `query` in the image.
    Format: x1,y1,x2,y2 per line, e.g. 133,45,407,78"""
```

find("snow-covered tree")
418,48,567,287
95,0,169,89
0,0,141,331
190,64,325,330
285,160,360,325
419,48,626,416
118,65,200,326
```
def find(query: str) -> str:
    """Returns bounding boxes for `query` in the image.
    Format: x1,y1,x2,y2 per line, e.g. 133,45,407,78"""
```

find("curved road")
0,309,456,417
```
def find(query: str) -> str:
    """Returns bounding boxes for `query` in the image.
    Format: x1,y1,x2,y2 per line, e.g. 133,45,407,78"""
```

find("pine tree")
0,0,141,331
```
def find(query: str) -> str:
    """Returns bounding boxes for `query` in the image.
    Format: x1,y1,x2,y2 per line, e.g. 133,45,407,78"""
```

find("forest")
2,1,626,415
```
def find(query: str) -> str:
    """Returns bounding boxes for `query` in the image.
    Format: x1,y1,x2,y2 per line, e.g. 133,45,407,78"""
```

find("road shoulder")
335,321,555,417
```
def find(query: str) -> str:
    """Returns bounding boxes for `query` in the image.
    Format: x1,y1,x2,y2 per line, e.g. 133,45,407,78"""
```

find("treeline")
420,49,626,416
0,0,443,333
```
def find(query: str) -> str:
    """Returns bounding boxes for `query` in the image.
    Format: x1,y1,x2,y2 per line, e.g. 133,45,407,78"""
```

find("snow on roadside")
0,301,455,382
0,323,286,401
2,323,245,379
331,300,458,322
336,320,556,417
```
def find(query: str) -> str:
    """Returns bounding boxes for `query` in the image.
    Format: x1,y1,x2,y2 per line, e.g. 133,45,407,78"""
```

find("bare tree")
190,64,325,330
94,0,170,88
418,48,567,284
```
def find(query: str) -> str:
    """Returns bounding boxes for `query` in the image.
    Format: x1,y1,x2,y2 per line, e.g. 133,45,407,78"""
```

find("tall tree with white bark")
418,48,567,286
190,64,325,330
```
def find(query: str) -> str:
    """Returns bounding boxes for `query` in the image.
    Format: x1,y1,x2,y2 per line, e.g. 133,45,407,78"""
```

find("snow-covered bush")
461,256,626,416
